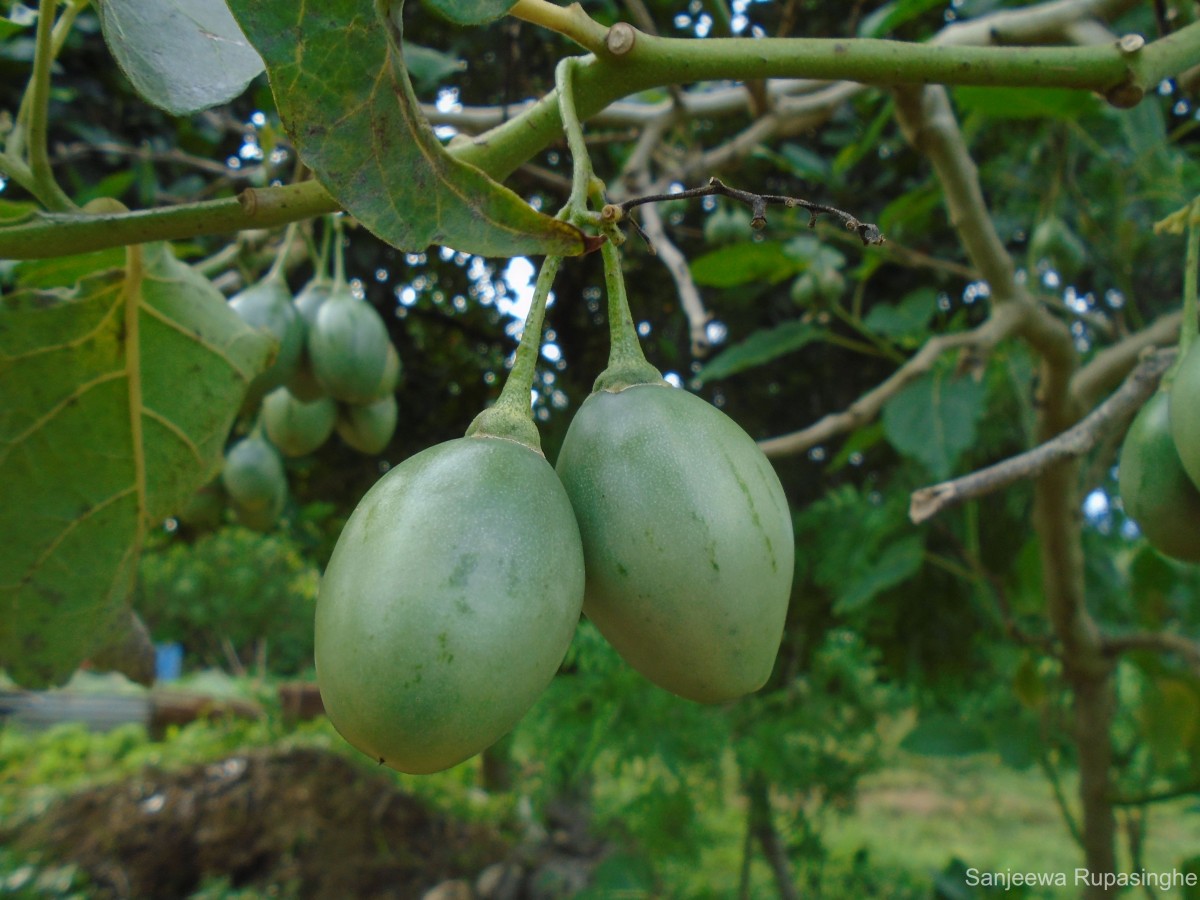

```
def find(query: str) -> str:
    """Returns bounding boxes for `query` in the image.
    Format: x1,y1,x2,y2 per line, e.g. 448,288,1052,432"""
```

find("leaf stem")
466,256,563,451
25,0,75,211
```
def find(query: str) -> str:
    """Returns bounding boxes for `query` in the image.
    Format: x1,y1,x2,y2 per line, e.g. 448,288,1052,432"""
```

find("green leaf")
422,0,519,26
695,320,825,384
689,241,799,288
954,86,1102,120
0,243,273,687
227,0,585,258
882,359,988,480
14,249,126,291
403,41,466,91
95,0,265,115
901,713,990,756
864,287,937,346
833,534,924,614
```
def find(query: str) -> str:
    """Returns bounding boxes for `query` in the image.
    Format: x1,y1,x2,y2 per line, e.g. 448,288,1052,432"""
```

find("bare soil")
6,746,509,899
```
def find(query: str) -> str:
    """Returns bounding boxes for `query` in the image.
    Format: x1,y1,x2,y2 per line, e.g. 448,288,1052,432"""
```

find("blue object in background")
155,642,183,681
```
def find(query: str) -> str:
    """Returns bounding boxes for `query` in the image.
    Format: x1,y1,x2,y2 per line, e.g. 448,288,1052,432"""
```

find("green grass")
823,754,1200,898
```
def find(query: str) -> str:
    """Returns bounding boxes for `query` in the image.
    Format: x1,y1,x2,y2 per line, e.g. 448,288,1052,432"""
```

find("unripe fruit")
221,435,287,531
315,436,585,773
229,278,303,406
556,383,794,703
287,278,334,402
309,287,393,404
1118,391,1200,562
1169,342,1200,491
262,388,337,457
336,393,398,455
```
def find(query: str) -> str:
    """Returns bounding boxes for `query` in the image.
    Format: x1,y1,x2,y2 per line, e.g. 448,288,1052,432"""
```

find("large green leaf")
96,0,265,115
695,320,825,384
882,358,988,480
0,244,272,687
226,0,586,258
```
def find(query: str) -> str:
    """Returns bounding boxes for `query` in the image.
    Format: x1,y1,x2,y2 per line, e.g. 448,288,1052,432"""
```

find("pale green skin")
221,436,286,512
556,384,794,704
1121,391,1200,562
1170,343,1200,491
262,387,337,457
336,393,398,455
309,291,391,405
229,279,303,401
315,436,585,774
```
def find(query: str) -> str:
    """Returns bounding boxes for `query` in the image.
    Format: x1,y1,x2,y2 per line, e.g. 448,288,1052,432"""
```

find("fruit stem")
331,213,348,290
466,255,563,452
265,221,301,284
313,216,335,282
1166,198,1200,389
593,240,665,392
1180,200,1200,355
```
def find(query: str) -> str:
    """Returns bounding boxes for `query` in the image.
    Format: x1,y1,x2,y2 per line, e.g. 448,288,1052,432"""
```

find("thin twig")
1103,630,1200,681
759,302,1026,458
614,176,885,246
910,348,1175,524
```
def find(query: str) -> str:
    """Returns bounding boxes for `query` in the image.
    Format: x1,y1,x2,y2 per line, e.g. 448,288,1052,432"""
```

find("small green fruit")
309,287,393,404
222,435,287,520
336,394,398,455
263,388,337,457
229,278,303,407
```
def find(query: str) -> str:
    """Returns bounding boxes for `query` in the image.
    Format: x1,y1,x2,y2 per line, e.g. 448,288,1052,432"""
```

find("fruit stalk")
1180,198,1200,358
594,240,665,392
466,255,563,451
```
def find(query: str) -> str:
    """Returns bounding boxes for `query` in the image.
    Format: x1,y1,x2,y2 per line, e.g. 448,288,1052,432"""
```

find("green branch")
2,22,1198,258
0,181,339,258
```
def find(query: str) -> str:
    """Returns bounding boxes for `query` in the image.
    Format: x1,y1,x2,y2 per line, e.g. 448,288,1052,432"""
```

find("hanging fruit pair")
316,239,795,775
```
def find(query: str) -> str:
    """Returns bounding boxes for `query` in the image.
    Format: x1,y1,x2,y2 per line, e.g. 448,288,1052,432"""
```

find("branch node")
605,22,637,56
1117,33,1146,54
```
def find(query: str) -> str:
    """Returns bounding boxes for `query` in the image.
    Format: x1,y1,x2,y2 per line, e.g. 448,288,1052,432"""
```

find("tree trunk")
745,774,800,900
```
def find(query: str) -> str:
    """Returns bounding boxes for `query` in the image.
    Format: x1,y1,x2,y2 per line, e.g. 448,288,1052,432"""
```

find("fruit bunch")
315,244,795,774
181,222,403,533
